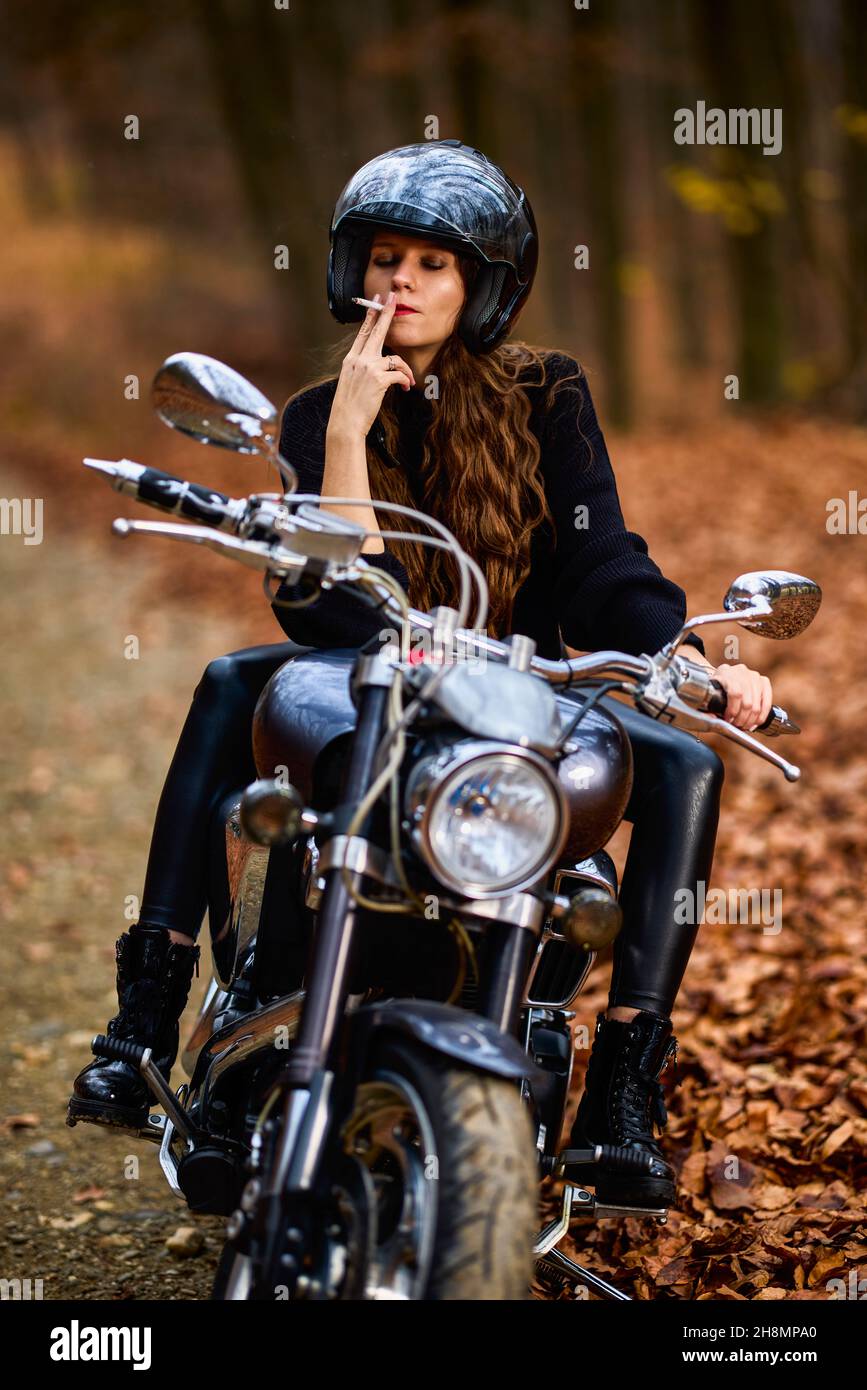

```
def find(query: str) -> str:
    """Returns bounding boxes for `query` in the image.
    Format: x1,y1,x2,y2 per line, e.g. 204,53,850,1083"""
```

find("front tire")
338,1035,538,1300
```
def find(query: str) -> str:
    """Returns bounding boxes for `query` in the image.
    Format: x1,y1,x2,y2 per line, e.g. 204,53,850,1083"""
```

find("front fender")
346,998,544,1084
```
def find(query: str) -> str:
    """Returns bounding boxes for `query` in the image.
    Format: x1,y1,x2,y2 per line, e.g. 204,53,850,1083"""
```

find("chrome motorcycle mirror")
660,569,821,657
722,570,822,639
151,352,297,492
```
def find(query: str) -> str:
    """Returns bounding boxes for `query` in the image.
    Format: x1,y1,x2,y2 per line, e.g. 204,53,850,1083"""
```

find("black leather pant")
139,642,724,1019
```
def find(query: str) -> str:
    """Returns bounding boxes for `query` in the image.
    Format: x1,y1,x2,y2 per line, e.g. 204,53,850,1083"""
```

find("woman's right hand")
328,290,417,438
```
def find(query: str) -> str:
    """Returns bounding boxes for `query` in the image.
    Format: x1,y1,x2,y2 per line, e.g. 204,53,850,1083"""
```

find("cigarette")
352,296,386,311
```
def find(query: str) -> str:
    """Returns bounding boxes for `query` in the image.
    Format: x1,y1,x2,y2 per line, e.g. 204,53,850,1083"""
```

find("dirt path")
0,466,276,1300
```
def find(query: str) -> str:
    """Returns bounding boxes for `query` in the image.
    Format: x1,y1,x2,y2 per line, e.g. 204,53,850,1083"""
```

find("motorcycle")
68,352,821,1301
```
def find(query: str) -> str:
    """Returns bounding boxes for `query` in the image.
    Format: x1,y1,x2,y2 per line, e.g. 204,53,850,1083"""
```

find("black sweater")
271,353,705,662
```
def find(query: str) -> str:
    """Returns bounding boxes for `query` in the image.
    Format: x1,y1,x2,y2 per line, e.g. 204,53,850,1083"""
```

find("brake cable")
557,679,630,744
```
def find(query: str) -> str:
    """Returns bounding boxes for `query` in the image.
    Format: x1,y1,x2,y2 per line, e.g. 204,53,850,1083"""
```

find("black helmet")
327,139,538,354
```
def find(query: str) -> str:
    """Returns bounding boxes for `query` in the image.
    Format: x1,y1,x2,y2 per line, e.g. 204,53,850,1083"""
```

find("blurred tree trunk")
386,0,426,140
653,0,706,370
573,2,631,425
442,0,490,149
840,0,867,396
511,0,577,350
193,0,321,355
691,0,784,403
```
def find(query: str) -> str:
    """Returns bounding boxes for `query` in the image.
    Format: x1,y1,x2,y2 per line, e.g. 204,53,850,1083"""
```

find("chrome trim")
535,1243,631,1302
314,832,546,932
507,633,537,671
222,1252,254,1300
137,1114,167,1145
303,835,323,910
316,834,403,889
522,930,595,1009
448,890,545,932
269,1086,312,1195
138,1052,196,1143
661,570,821,657
521,1002,575,1110
724,569,821,638
534,1182,594,1254
344,1070,438,1300
157,1085,192,1200
215,797,271,989
286,1071,335,1193
180,975,228,1079
159,1114,184,1197
196,989,306,1113
553,852,618,903
522,855,618,1008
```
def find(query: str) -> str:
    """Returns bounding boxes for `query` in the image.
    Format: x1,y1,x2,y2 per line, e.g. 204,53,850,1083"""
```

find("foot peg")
551,1144,668,1218
532,1146,668,1299
553,1144,659,1178
89,1034,196,1143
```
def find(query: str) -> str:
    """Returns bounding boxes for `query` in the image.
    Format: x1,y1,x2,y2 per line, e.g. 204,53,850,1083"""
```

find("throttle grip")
705,677,728,717
705,677,796,735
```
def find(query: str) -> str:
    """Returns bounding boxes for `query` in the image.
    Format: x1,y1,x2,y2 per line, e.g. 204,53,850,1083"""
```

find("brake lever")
111,517,309,579
670,696,800,781
635,660,801,781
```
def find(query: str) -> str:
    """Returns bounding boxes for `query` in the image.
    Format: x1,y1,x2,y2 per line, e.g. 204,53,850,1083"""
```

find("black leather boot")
67,924,200,1131
564,1009,679,1209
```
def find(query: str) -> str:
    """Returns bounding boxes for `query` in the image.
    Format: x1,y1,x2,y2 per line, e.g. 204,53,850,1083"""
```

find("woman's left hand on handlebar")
712,662,774,731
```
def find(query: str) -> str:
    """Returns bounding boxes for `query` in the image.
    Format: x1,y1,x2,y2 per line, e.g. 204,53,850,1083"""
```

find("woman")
69,141,773,1211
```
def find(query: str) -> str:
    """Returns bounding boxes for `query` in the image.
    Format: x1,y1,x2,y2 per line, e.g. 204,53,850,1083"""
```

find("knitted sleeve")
536,354,705,659
270,383,410,650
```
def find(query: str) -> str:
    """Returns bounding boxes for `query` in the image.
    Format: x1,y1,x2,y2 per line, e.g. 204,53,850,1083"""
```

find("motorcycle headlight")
406,741,568,898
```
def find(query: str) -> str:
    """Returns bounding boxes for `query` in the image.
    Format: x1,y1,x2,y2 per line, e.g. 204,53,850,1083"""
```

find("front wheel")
332,1035,539,1300
211,1035,539,1301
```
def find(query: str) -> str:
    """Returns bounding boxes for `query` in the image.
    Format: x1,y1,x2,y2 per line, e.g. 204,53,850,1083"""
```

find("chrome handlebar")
89,459,803,781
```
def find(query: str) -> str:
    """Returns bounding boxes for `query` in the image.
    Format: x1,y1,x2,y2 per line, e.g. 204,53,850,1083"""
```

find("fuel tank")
252,650,634,861
252,648,360,806
552,691,633,861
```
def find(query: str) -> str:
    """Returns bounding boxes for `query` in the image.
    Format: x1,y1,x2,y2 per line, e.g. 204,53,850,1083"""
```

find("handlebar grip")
705,677,728,716
86,457,240,530
705,677,794,734
135,467,235,529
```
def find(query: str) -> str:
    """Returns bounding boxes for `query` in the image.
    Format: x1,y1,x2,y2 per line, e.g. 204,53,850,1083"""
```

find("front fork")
479,920,538,1034
253,654,394,1281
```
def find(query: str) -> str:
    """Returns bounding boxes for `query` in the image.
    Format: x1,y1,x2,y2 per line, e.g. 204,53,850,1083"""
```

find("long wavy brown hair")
286,252,586,639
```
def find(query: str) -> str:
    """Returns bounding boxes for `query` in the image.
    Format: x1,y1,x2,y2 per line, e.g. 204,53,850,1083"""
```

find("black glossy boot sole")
562,1154,676,1209
66,1093,150,1132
